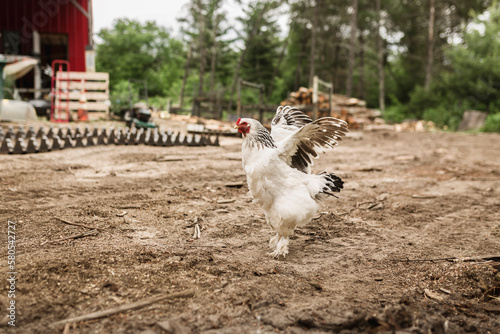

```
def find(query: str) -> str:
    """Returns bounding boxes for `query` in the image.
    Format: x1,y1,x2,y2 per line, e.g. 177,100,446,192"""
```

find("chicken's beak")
233,125,238,129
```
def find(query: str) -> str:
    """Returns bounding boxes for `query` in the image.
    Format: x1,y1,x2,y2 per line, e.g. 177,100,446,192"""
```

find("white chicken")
235,106,348,258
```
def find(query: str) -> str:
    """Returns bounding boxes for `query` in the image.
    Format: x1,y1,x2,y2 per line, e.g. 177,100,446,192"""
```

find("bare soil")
1,121,500,333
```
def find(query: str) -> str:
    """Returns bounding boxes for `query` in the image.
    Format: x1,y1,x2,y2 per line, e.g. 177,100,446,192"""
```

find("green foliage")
93,0,500,132
383,3,500,130
382,96,407,123
483,113,500,132
96,19,185,100
421,105,463,130
239,88,261,106
268,76,288,103
109,80,137,114
147,96,170,111
405,85,439,119
238,1,283,101
442,5,500,113
177,0,236,103
384,0,492,104
287,0,351,91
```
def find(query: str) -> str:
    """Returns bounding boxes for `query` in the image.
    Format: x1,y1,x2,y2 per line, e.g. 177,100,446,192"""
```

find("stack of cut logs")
280,87,383,129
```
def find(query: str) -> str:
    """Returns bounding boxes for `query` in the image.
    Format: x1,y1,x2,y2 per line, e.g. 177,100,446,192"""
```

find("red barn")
0,0,93,98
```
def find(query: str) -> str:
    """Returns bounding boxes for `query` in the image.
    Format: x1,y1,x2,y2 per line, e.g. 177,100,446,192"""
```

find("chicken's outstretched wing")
270,106,312,143
277,117,348,173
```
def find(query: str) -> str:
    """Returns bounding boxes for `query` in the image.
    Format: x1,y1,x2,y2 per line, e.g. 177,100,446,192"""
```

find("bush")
383,105,407,123
148,96,170,111
406,85,441,119
382,95,408,123
109,80,139,115
482,113,500,132
422,105,462,130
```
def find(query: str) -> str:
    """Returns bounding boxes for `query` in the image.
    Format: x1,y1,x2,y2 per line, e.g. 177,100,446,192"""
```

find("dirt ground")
1,119,500,333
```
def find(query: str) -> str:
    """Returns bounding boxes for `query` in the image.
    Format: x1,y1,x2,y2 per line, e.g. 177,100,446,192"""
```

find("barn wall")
0,0,89,71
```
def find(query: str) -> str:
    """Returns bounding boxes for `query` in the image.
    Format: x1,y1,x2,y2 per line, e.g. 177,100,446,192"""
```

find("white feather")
236,107,347,258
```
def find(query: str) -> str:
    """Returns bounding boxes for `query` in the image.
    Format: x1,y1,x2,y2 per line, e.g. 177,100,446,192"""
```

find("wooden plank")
61,92,109,100
57,81,109,90
17,88,51,94
240,80,264,89
56,71,109,81
55,101,109,111
317,77,333,88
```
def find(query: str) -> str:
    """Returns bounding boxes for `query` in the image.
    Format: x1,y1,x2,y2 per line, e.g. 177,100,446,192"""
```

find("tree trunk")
346,0,358,97
294,39,305,90
333,44,340,93
424,0,435,90
179,42,193,108
308,1,318,88
357,34,365,100
197,1,206,97
209,15,220,98
376,0,385,111
268,31,289,101
227,45,250,113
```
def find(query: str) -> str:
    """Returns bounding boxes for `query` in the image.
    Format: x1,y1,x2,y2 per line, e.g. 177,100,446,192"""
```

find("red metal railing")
50,60,71,122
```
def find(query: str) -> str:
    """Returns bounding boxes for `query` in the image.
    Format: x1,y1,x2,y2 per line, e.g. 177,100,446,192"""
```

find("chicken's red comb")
236,118,241,125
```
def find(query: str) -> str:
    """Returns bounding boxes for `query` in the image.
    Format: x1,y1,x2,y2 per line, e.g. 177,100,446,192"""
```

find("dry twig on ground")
55,217,104,230
42,230,99,245
53,290,195,327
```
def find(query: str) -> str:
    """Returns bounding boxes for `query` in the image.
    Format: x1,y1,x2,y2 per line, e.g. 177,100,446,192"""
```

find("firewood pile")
280,87,383,129
178,115,239,135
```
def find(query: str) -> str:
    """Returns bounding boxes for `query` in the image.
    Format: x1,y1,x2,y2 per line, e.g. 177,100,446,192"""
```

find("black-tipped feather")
270,106,348,174
287,118,348,173
272,106,312,128
321,173,344,194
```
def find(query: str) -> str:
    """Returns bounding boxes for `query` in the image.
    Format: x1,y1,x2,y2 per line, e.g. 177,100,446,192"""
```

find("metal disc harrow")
0,125,220,155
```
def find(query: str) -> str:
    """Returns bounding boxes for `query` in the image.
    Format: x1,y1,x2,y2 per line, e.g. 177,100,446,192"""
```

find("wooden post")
346,0,358,97
259,86,264,123
237,79,242,117
376,0,385,112
179,42,193,109
33,30,41,99
329,86,333,117
238,80,265,121
425,0,435,90
313,76,333,119
0,62,6,102
312,75,318,121
217,88,222,120
166,98,171,113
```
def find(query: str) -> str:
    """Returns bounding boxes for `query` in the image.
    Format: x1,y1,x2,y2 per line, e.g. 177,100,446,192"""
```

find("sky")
92,0,289,43
92,0,193,37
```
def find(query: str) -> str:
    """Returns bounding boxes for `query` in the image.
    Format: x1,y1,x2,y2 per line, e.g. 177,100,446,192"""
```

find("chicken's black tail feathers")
320,172,344,197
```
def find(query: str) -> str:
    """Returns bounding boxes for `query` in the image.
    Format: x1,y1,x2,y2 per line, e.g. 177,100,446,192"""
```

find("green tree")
286,0,351,93
385,0,491,105
177,0,234,108
96,19,185,104
239,1,283,102
443,5,500,113
227,0,283,110
401,3,500,129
